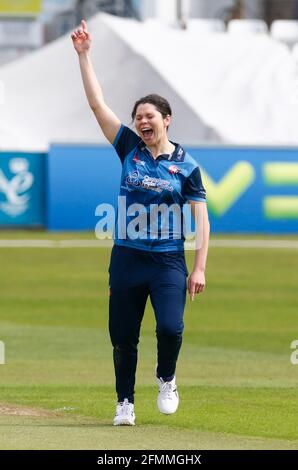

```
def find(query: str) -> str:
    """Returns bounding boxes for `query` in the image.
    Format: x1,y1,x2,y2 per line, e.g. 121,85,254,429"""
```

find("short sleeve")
113,125,141,164
183,167,207,202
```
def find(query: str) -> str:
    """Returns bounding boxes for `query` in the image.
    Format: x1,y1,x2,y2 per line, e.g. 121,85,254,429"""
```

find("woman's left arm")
187,201,210,301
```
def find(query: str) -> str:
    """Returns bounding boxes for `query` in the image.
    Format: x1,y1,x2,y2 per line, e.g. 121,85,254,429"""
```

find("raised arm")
71,19,121,144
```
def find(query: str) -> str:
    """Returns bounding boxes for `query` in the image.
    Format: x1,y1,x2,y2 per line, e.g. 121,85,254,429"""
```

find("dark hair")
131,94,172,124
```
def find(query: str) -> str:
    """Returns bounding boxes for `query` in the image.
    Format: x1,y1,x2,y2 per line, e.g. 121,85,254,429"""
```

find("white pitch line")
0,240,58,248
0,239,298,249
209,239,298,249
0,240,106,248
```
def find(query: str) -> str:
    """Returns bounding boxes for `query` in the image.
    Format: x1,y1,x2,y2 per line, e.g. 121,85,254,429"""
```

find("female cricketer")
72,19,210,426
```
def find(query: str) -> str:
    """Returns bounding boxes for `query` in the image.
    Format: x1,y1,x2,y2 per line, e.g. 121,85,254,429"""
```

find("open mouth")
141,127,153,140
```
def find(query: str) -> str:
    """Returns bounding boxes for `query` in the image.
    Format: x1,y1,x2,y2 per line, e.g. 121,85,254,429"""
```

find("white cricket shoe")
113,398,135,426
157,376,179,414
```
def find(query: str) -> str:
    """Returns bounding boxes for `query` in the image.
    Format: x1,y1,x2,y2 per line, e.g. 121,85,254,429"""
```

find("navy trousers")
108,245,188,404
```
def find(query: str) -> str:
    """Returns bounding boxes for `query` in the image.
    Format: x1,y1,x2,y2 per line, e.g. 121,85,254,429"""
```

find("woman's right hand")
71,19,91,55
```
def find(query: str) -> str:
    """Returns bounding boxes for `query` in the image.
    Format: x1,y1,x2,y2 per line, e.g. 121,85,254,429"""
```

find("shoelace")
160,381,175,400
122,400,129,415
118,399,133,416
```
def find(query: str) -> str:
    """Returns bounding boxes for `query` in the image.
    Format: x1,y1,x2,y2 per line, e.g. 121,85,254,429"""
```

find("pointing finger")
81,19,88,31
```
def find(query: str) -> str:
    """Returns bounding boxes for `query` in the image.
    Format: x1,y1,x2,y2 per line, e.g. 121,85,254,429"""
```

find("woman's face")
134,103,171,145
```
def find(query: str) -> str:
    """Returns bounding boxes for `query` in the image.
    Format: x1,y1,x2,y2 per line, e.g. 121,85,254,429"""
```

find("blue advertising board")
189,147,298,233
0,152,45,226
47,145,121,231
47,144,298,233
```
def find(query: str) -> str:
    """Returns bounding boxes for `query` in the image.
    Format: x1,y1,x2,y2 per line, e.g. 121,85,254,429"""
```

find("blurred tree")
233,0,245,18
263,0,298,24
75,0,138,23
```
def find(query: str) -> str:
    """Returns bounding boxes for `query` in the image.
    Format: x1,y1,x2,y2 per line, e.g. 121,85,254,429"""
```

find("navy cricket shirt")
112,124,206,252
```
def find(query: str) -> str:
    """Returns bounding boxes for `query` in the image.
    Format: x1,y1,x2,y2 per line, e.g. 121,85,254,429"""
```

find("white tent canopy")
0,13,298,151
0,14,218,152
103,14,298,145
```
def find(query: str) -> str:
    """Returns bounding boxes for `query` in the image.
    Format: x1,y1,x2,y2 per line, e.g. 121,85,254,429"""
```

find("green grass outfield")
0,232,298,450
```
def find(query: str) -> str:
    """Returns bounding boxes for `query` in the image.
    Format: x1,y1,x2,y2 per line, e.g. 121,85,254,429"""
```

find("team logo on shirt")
142,175,173,192
126,170,141,187
168,165,180,175
125,171,173,193
133,155,146,166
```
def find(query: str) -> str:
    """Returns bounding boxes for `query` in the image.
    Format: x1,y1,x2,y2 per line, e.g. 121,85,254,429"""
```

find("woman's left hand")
188,269,205,301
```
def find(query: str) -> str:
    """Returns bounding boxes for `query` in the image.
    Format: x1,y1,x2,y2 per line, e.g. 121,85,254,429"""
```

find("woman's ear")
164,115,171,130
